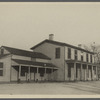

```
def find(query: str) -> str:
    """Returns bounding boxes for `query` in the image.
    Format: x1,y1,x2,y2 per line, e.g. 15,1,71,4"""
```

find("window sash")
68,48,71,59
0,63,3,68
1,49,4,55
55,48,60,58
81,55,83,61
90,55,92,63
86,54,88,62
0,70,3,76
74,50,78,60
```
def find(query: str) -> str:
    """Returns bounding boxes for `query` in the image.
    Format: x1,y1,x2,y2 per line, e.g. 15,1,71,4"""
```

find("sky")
0,2,100,51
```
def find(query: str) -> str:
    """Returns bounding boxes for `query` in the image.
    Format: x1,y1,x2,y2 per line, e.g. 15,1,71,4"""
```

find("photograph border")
0,1,100,99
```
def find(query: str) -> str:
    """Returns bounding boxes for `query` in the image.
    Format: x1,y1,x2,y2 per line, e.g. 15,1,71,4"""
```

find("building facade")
0,35,98,82
31,35,98,81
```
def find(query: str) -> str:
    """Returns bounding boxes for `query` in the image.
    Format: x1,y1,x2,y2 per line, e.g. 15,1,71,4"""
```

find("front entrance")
68,63,74,81
82,64,87,81
76,63,81,81
88,65,92,80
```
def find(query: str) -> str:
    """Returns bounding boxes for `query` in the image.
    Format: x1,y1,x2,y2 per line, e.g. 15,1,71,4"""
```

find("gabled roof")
2,46,51,60
12,59,57,68
31,39,94,54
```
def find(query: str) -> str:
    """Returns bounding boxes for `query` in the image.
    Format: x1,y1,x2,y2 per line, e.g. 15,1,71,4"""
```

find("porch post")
19,65,21,80
44,68,46,81
51,68,53,81
86,65,88,81
37,67,39,73
36,67,39,81
28,66,30,81
80,64,82,81
91,65,93,81
74,63,76,81
96,66,98,80
45,68,46,74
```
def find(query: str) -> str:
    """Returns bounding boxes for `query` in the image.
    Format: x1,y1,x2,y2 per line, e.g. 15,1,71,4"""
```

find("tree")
83,42,100,64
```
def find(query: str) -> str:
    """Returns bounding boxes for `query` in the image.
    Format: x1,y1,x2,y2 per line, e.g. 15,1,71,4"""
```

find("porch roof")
66,60,98,66
12,59,58,68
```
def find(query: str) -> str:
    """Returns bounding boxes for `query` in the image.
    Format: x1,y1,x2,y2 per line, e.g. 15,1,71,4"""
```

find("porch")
66,60,98,81
11,59,58,82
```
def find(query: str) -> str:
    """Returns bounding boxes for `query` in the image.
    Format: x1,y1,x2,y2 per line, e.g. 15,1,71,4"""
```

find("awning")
12,59,58,69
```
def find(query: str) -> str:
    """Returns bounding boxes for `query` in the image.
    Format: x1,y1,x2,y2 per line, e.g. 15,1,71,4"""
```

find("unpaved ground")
0,81,100,95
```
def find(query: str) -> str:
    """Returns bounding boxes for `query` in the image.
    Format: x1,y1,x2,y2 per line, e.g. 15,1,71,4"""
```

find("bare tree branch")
83,42,100,64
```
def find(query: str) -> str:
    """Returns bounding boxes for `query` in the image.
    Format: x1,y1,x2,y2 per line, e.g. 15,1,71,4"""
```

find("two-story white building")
31,34,98,81
0,34,98,82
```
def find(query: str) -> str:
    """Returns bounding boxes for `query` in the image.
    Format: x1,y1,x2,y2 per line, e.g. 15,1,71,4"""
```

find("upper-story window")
55,48,60,59
81,51,83,61
1,49,4,55
74,50,77,60
90,55,92,63
86,53,88,62
68,48,71,59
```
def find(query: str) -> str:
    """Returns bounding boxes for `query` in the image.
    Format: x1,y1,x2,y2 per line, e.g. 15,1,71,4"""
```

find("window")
68,48,71,59
88,66,91,78
90,55,92,63
1,49,4,55
86,53,88,62
0,63,3,76
68,65,71,78
74,50,77,60
83,64,86,69
93,66,96,74
81,55,83,61
81,52,83,61
55,48,60,58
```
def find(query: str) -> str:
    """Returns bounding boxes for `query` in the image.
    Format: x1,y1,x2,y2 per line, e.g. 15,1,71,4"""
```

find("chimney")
49,34,54,41
78,44,82,48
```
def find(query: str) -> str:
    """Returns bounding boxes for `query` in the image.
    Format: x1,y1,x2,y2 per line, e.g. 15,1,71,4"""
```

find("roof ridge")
2,46,32,53
2,46,44,54
31,39,94,54
2,46,51,60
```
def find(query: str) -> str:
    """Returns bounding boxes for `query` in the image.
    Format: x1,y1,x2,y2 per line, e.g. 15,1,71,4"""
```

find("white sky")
0,2,100,50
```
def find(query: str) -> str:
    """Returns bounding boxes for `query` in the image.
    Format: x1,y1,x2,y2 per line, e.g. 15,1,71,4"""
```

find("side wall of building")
33,42,65,81
0,55,12,82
